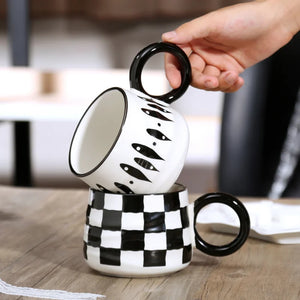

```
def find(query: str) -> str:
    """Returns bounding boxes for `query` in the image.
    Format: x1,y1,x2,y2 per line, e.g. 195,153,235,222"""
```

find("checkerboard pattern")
83,189,192,268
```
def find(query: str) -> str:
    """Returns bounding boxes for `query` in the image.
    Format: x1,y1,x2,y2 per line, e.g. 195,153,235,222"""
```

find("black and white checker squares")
83,188,192,272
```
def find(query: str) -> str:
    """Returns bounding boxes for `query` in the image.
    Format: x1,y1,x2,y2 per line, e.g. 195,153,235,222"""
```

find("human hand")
162,0,299,92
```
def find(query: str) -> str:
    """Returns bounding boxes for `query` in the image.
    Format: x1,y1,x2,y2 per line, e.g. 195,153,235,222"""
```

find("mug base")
85,258,190,278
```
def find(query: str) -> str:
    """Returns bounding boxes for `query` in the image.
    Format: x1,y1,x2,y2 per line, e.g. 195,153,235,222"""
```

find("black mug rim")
90,182,187,196
69,87,128,177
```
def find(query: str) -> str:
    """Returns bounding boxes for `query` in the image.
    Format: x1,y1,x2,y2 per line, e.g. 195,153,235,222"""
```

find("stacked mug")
69,42,250,277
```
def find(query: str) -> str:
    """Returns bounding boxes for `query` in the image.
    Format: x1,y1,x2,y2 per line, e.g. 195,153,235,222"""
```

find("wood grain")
0,186,299,300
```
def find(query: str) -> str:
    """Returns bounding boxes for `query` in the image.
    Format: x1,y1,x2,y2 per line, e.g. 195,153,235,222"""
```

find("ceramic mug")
83,184,250,277
69,42,191,194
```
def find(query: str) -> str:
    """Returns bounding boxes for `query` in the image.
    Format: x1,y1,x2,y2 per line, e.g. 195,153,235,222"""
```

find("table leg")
7,0,32,186
13,122,32,186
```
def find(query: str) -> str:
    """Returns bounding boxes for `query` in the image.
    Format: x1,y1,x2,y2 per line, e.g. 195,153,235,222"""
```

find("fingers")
164,51,244,92
191,70,244,92
162,23,245,92
189,53,218,89
222,75,244,93
164,44,192,89
162,16,212,44
161,13,246,92
164,53,181,88
218,71,244,92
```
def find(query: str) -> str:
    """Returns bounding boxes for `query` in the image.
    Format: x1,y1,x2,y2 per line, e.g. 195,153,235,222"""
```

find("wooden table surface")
0,186,299,300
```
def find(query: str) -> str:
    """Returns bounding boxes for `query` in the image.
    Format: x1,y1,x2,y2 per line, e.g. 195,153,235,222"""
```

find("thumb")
161,17,211,44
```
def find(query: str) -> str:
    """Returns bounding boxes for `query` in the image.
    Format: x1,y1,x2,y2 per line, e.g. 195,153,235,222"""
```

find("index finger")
164,44,192,89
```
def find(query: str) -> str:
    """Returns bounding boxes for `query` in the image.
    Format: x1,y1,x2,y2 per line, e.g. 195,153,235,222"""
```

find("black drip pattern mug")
83,184,250,277
69,42,192,194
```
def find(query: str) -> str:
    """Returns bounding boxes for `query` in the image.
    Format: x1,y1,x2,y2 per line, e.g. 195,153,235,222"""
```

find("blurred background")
1,0,237,193
1,0,299,197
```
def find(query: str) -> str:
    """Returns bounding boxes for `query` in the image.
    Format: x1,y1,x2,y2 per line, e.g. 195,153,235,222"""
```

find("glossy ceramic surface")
69,88,189,194
83,184,250,277
84,184,192,277
69,42,192,194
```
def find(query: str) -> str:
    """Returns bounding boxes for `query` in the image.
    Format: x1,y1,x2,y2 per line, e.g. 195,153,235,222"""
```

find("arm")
162,0,300,92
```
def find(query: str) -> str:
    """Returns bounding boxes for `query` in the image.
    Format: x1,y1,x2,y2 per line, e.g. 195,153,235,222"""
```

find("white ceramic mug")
69,42,191,194
83,184,250,277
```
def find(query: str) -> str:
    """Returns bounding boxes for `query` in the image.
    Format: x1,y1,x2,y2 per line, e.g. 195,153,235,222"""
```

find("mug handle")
129,42,191,104
193,192,250,256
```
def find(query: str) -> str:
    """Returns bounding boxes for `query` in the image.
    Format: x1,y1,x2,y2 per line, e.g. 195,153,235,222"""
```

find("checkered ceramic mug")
83,184,250,277
69,42,191,194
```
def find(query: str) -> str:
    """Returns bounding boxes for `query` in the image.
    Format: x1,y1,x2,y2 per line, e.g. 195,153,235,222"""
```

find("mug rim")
90,182,187,196
69,87,128,177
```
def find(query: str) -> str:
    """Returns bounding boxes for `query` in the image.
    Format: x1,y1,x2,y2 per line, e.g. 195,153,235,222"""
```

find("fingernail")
162,31,177,41
224,72,236,85
204,79,217,89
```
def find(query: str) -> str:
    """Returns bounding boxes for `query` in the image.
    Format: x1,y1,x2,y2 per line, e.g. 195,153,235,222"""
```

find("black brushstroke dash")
114,182,134,194
132,143,164,160
147,103,171,113
134,157,159,171
137,96,168,107
96,184,113,193
120,163,151,182
146,129,171,141
141,108,172,122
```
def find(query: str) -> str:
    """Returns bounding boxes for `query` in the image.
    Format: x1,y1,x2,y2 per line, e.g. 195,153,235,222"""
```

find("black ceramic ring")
193,192,250,256
129,42,191,104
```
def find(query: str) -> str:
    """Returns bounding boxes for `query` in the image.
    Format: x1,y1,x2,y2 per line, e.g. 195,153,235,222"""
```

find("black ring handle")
129,42,191,104
193,192,250,256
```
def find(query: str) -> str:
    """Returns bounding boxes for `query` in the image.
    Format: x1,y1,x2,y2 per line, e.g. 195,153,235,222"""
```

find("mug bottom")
85,257,190,278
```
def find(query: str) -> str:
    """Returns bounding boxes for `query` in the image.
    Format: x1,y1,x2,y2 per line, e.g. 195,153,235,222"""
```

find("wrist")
267,0,300,35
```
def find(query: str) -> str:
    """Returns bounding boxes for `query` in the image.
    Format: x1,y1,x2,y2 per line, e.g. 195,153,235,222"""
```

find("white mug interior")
70,89,126,175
